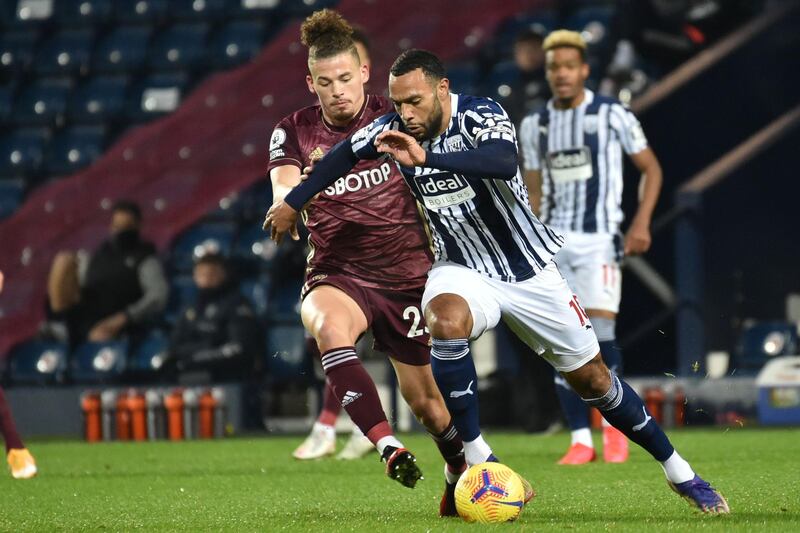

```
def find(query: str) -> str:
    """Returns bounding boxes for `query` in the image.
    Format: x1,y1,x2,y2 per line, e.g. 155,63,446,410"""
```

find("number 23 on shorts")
403,305,428,338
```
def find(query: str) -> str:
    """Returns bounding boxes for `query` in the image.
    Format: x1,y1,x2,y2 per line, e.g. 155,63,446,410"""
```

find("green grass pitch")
2,428,798,531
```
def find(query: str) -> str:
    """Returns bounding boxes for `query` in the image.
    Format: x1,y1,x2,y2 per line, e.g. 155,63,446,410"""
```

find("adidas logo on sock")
341,391,362,407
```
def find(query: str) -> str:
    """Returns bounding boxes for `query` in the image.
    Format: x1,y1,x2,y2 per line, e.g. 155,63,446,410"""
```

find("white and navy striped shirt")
351,93,563,283
519,89,648,234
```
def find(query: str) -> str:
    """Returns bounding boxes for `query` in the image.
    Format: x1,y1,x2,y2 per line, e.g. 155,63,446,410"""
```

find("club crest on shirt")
583,115,598,134
308,146,325,162
445,134,464,152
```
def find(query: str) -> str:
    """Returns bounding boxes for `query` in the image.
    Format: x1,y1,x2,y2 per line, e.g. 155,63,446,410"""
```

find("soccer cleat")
440,481,459,517
7,448,37,480
669,475,730,514
382,446,423,489
336,431,375,460
292,423,336,460
602,426,629,463
557,443,597,465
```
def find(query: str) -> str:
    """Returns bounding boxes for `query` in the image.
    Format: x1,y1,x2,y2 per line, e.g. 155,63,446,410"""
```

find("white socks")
376,435,404,456
661,450,695,484
313,421,335,436
464,434,493,466
571,428,594,448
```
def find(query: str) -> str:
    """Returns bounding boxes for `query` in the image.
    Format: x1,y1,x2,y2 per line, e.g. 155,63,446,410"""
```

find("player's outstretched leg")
1,388,37,480
564,356,729,514
595,327,629,463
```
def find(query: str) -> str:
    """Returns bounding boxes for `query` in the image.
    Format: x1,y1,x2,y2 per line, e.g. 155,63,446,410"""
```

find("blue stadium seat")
234,222,277,267
92,25,153,74
447,63,479,96
43,125,106,176
240,277,271,318
13,77,73,127
35,28,95,76
166,275,197,323
0,178,24,219
238,179,272,219
172,0,228,21
281,0,339,17
170,222,235,271
265,324,311,381
113,0,168,23
209,20,266,69
0,30,40,73
130,330,169,372
149,23,210,72
68,75,130,124
0,85,14,123
737,321,799,373
267,279,302,319
8,340,68,385
54,0,113,26
0,0,53,29
484,60,521,104
227,0,282,18
71,340,129,383
126,72,190,122
0,127,49,179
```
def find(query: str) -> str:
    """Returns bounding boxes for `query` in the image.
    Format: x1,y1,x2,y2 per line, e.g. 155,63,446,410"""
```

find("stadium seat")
149,23,211,72
209,20,267,69
233,222,278,269
0,0,53,29
227,0,282,19
43,125,106,176
92,25,153,74
170,222,235,271
447,63,479,96
0,127,49,179
171,0,228,21
54,0,113,27
0,85,14,123
34,28,95,76
267,278,302,320
166,275,197,323
565,6,614,45
737,321,799,373
240,277,271,318
0,30,40,73
13,77,73,127
67,75,130,124
281,0,339,17
0,178,25,219
237,179,272,219
8,340,69,385
483,60,521,104
70,340,129,383
126,72,190,123
264,324,311,381
130,329,169,372
112,0,168,23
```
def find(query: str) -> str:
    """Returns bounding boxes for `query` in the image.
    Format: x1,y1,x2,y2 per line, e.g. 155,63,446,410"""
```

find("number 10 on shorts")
569,295,589,327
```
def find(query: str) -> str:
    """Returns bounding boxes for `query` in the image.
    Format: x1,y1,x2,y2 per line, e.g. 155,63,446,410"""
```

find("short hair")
194,251,227,270
112,200,142,223
543,29,587,61
390,49,446,82
514,28,544,46
351,26,371,54
300,9,358,63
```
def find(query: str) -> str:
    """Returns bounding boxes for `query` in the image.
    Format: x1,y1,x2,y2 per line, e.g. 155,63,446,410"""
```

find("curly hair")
300,9,358,62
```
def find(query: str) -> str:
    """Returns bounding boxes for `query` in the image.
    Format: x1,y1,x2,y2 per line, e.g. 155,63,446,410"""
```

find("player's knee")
313,319,353,351
566,355,611,398
425,296,472,339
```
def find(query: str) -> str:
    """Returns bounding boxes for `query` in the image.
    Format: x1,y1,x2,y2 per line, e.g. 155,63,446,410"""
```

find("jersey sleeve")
519,114,541,171
461,97,516,147
267,116,303,171
350,113,399,160
609,103,648,155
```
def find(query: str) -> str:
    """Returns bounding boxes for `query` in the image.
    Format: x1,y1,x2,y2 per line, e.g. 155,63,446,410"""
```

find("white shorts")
553,231,622,314
421,261,600,372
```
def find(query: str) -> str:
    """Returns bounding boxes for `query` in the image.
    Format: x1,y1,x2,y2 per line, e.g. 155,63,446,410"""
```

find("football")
454,462,525,523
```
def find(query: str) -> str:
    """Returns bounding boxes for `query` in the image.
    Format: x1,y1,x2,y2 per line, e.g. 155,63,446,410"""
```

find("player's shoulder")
591,93,631,114
457,93,506,115
276,103,323,130
368,94,395,115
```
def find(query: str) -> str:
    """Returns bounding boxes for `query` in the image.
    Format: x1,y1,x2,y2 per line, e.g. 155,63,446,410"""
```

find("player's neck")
434,98,452,138
554,88,586,110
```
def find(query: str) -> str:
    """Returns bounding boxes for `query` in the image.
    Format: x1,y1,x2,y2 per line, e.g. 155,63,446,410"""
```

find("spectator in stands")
505,28,550,125
164,253,263,384
42,200,168,348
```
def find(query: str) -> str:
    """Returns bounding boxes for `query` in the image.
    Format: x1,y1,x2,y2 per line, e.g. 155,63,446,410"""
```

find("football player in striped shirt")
519,30,663,465
266,49,728,514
